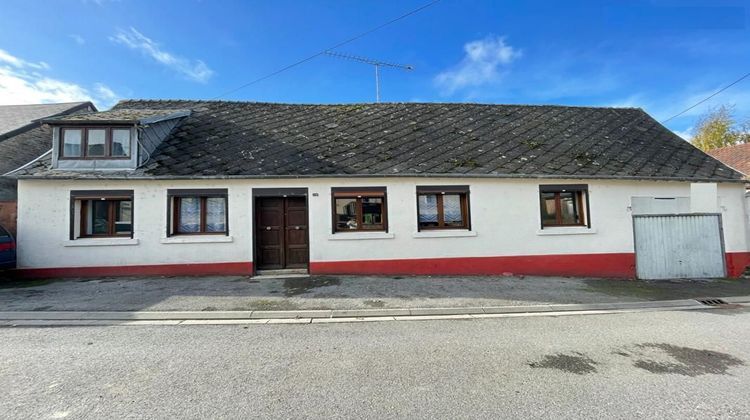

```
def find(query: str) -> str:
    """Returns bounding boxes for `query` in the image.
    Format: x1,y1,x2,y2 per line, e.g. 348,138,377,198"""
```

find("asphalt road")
2,308,750,419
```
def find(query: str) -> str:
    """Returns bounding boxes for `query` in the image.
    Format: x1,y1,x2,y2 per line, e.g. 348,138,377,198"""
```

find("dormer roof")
41,108,191,125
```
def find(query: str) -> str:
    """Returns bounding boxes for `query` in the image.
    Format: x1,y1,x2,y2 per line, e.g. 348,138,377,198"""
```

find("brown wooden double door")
255,197,309,270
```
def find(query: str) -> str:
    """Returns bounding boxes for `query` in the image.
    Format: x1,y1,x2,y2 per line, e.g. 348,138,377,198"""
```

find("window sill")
160,235,234,244
536,227,597,236
328,232,395,240
412,230,477,238
64,238,139,247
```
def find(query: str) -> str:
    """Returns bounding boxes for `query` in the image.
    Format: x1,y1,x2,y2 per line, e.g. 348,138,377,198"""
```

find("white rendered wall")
15,178,750,269
690,183,719,213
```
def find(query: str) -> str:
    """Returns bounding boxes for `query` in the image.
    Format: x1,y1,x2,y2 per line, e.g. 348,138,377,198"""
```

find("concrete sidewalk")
2,274,750,313
3,297,748,327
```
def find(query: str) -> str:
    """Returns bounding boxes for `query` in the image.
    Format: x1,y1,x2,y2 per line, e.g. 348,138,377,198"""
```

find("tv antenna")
324,51,413,103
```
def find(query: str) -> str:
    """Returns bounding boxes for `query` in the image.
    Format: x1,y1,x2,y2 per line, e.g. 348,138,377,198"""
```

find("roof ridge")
0,101,89,108
115,99,642,110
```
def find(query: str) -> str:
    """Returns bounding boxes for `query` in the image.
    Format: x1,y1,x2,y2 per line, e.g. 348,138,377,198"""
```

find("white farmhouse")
6,100,749,280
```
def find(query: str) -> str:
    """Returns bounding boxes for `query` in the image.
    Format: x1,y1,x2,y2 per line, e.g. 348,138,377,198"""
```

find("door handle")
265,226,271,231
295,226,301,230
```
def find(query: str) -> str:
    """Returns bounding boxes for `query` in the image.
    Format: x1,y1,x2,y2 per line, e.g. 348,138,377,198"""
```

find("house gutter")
8,172,749,184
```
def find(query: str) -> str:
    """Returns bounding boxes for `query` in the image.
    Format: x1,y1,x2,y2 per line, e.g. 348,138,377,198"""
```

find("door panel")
284,197,309,268
260,229,281,245
260,249,282,267
255,196,309,270
286,198,307,225
256,198,284,270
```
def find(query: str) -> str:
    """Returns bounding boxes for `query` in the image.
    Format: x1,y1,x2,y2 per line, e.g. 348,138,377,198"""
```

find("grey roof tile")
7,99,745,182
42,108,189,124
0,102,92,137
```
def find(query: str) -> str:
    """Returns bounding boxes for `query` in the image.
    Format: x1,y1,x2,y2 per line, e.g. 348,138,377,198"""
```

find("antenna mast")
324,51,413,102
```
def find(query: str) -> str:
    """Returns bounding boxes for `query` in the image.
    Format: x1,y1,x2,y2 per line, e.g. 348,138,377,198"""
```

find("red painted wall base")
726,252,750,278
11,252,750,279
310,253,638,278
14,262,253,279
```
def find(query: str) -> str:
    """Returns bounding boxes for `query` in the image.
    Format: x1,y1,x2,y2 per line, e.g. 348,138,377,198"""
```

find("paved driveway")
1,275,749,312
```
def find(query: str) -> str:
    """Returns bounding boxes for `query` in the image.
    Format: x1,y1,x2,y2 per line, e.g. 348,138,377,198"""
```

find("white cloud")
0,49,120,109
664,88,750,121
0,49,49,70
605,83,750,143
94,83,118,102
604,94,647,109
608,85,750,127
434,35,521,95
110,27,214,83
672,128,693,141
69,34,85,45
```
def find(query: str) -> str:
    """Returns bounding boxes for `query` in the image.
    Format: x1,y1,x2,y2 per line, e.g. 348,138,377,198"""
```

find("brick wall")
0,201,17,236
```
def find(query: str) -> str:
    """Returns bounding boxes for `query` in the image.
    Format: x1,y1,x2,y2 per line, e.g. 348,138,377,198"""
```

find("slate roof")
9,100,745,182
0,102,93,139
0,101,97,200
42,108,190,125
707,143,750,177
0,124,55,199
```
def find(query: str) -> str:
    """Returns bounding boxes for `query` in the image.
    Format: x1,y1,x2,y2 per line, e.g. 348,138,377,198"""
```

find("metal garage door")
633,214,726,279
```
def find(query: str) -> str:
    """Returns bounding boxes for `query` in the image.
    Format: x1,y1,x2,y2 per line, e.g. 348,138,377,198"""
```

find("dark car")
0,224,16,270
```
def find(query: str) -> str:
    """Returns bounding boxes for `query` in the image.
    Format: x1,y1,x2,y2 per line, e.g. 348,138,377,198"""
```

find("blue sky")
1,0,748,138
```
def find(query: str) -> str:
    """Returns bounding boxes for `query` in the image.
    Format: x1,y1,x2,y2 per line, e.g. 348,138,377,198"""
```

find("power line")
661,71,750,123
210,0,441,100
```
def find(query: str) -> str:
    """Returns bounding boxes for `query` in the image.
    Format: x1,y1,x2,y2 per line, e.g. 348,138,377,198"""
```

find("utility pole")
324,51,413,103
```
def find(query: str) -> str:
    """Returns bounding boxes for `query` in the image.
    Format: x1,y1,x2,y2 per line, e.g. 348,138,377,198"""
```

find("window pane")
115,201,132,234
112,129,130,157
418,194,439,227
86,129,106,157
178,197,201,233
443,194,464,226
63,129,82,157
335,198,358,230
361,197,383,229
540,192,557,226
86,200,110,235
559,192,580,224
205,197,226,232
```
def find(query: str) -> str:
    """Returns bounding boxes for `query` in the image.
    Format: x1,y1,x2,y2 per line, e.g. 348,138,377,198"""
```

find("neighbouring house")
5,100,750,279
707,143,750,178
0,102,97,235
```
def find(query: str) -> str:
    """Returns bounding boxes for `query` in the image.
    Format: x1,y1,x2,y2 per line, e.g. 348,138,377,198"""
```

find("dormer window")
60,127,131,159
